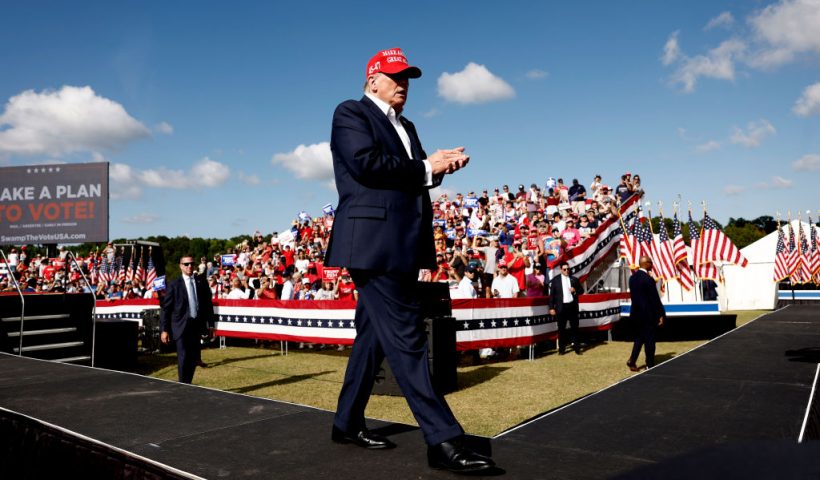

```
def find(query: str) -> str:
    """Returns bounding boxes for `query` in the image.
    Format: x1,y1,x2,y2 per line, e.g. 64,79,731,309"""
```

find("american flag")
688,212,719,281
619,215,642,269
135,247,145,284
810,216,820,277
89,254,98,286
698,213,748,268
672,214,694,290
635,216,659,277
773,224,790,283
655,217,678,282
792,221,811,284
125,248,135,283
146,248,157,288
115,248,126,284
786,221,798,276
98,257,111,285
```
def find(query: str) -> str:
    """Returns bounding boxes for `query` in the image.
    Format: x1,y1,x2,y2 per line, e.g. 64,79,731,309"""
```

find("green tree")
723,223,765,249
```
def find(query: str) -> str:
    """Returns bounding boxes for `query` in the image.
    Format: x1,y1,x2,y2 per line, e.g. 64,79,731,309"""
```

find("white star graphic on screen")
514,319,519,326
479,321,485,328
297,320,302,326
491,320,497,328
502,320,508,327
463,322,469,329
307,320,312,327
525,318,531,325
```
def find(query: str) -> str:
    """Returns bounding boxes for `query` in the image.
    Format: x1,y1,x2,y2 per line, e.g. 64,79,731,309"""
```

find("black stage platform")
2,305,819,479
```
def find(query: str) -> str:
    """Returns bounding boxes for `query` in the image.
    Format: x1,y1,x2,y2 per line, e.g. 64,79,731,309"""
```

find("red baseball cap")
366,48,421,79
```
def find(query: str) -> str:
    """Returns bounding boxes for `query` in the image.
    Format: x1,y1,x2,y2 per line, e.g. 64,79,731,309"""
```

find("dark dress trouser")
630,323,656,368
175,322,201,384
556,302,579,350
333,270,464,446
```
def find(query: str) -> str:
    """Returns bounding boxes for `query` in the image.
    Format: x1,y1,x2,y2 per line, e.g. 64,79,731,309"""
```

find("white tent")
722,220,815,311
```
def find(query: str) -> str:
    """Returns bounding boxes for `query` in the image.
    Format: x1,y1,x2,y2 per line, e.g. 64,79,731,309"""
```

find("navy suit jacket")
160,275,214,341
548,274,583,313
628,269,666,327
325,96,439,273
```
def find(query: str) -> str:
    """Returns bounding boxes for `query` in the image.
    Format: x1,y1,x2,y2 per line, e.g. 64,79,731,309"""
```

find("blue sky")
1,1,818,240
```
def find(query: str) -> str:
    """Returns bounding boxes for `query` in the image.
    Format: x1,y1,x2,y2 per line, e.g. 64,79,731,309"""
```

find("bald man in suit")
627,256,666,371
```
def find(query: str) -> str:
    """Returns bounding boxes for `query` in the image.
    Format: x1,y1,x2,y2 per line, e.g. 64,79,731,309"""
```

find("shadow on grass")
228,370,335,394
133,351,283,376
132,354,178,376
204,352,283,368
457,365,510,390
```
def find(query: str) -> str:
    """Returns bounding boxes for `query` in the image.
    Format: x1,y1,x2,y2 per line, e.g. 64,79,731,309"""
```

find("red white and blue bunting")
96,293,627,350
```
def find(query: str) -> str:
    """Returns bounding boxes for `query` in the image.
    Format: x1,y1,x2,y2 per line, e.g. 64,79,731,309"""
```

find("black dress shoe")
331,425,396,449
626,360,639,372
428,438,495,473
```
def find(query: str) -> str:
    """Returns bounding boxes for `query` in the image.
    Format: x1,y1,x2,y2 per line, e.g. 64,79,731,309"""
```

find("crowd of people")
0,173,644,302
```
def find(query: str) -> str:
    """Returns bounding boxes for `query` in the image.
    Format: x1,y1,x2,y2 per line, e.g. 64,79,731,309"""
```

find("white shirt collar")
366,92,399,119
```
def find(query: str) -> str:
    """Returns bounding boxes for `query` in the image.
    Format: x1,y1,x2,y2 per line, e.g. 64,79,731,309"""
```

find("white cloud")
90,151,106,162
154,121,174,135
724,185,746,195
747,0,820,69
108,158,230,200
792,153,820,171
662,31,681,65
0,85,150,156
669,38,746,92
122,213,159,224
705,12,735,31
525,69,549,80
769,175,793,188
238,171,261,186
139,157,230,189
271,142,333,181
437,63,515,104
793,82,820,116
696,140,721,152
729,119,775,147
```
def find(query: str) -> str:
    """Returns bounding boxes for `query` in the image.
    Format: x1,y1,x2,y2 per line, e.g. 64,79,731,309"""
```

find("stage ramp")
2,306,819,479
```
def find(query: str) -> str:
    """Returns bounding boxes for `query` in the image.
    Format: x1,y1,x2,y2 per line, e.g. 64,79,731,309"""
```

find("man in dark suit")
548,262,584,354
627,256,666,371
160,254,214,384
325,47,494,474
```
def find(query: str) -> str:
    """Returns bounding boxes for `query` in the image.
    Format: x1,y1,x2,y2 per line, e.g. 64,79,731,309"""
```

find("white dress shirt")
365,92,433,186
561,274,574,303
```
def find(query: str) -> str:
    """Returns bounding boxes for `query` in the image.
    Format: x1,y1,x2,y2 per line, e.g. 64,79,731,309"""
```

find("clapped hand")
428,147,470,175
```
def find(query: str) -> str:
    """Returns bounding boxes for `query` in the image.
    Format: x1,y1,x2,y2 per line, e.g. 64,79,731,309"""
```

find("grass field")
140,311,766,437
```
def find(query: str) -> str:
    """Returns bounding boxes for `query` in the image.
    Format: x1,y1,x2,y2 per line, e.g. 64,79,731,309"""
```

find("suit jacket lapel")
179,277,189,310
400,116,425,161
360,96,411,160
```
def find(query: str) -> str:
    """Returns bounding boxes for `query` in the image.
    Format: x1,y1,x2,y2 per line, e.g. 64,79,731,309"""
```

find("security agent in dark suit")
325,47,495,474
548,262,584,354
160,255,214,384
627,256,666,371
